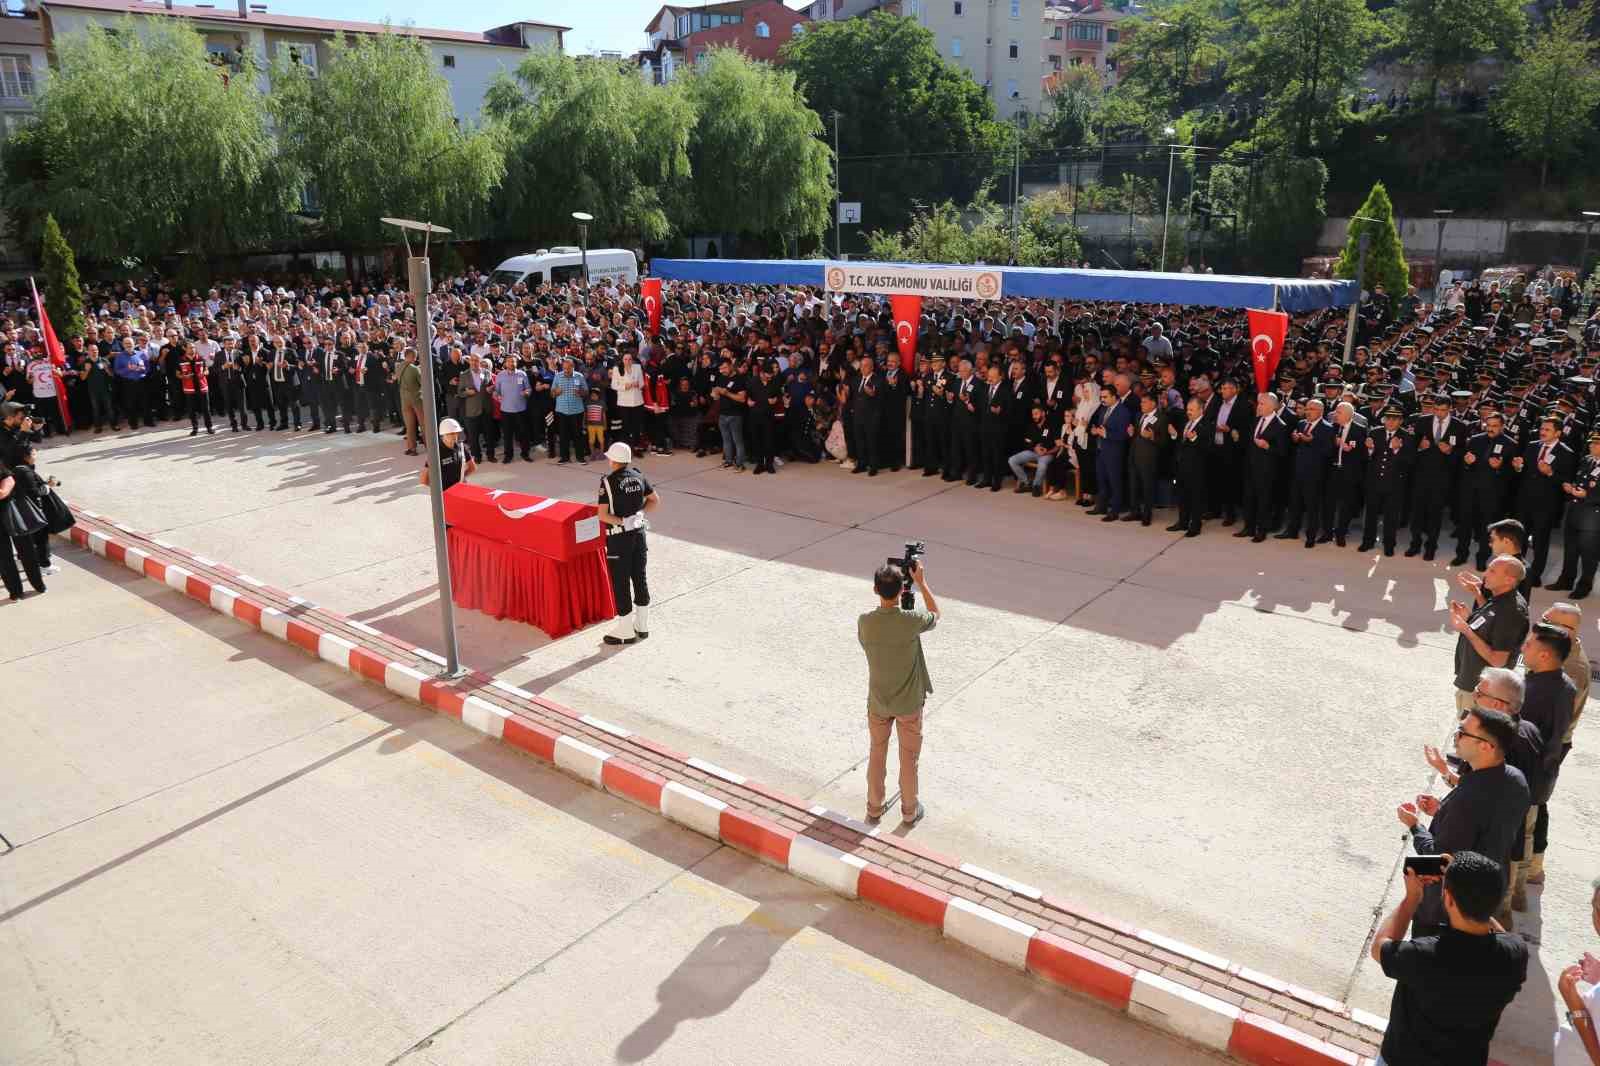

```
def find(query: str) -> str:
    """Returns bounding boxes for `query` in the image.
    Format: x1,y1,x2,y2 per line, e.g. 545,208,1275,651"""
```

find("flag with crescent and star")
889,294,921,373
640,277,662,337
1247,307,1289,395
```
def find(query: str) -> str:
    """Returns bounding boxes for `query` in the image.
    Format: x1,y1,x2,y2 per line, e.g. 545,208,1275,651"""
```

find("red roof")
40,0,569,47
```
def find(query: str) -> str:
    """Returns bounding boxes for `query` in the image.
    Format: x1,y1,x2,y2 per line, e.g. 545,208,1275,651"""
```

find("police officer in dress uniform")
597,442,661,646
1407,392,1467,560
1359,404,1415,555
1513,414,1575,586
1454,410,1517,569
1549,431,1600,599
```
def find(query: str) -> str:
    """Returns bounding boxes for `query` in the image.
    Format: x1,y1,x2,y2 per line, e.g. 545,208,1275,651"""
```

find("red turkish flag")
31,276,72,431
890,294,920,373
640,277,662,337
1247,308,1289,395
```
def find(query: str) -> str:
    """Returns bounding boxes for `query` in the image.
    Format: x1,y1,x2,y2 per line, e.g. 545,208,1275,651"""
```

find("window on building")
1051,25,1062,39
1070,22,1102,41
0,55,34,99
1006,78,1018,98
1048,54,1060,70
1105,56,1117,71
953,0,962,13
792,23,805,35
755,21,770,37
1010,0,1020,17
1008,39,1019,59
442,54,455,69
950,36,962,56
1069,55,1082,66
1106,27,1119,43
696,50,709,68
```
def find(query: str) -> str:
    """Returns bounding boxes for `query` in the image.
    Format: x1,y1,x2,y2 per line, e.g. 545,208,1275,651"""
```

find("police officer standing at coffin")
597,441,661,646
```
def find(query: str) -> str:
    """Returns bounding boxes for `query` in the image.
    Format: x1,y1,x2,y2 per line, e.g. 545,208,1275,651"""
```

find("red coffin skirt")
446,526,615,638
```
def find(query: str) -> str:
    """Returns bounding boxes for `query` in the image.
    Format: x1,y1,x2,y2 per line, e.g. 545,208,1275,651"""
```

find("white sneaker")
42,564,61,576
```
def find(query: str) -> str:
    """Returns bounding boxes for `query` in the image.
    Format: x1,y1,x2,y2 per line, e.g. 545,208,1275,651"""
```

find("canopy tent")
648,259,1355,314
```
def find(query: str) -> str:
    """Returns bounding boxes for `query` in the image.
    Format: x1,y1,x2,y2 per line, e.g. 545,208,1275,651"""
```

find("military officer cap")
1382,404,1405,419
1588,430,1600,444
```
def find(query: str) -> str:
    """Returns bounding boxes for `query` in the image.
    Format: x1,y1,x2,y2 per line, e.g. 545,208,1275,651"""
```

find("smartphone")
1404,855,1448,878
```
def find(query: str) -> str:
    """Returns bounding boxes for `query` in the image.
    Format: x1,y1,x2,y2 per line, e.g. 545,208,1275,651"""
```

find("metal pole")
1011,119,1021,264
833,110,842,260
1342,231,1369,364
579,222,589,285
409,254,462,677
1580,221,1595,289
1432,217,1447,303
1160,143,1175,271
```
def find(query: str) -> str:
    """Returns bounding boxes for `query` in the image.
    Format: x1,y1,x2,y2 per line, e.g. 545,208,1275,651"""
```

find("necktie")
1541,443,1552,466
1436,418,1443,439
1337,427,1346,466
1257,416,1267,438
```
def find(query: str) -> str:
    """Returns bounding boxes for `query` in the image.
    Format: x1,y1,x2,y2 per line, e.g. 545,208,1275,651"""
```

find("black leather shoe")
923,469,940,477
1383,545,1395,556
1335,536,1346,547
1100,513,1119,522
1315,532,1332,544
1423,548,1436,561
1304,538,1316,548
1119,513,1139,521
1166,522,1186,532
1572,584,1592,599
1357,541,1376,551
1273,531,1298,540
1251,533,1267,543
1405,545,1422,557
1185,528,1200,538
1233,529,1252,538
1450,553,1469,566
1221,516,1236,528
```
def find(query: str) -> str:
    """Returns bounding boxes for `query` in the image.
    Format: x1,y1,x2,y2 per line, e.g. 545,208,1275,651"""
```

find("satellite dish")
380,217,452,234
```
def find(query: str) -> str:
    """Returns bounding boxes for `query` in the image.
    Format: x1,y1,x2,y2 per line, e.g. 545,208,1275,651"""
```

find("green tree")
863,183,1081,266
3,19,291,262
1027,67,1103,152
1107,0,1227,125
677,48,834,247
484,51,694,245
782,12,1004,242
39,214,86,342
1490,1,1600,192
1230,0,1385,155
1334,180,1408,302
270,30,504,250
1385,0,1527,102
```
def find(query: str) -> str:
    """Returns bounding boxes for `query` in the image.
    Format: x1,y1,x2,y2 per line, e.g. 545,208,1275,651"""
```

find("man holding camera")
1369,851,1528,1066
858,557,940,827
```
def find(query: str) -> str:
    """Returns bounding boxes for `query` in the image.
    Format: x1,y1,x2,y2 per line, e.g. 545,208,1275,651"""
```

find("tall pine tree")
39,213,86,343
1334,182,1408,306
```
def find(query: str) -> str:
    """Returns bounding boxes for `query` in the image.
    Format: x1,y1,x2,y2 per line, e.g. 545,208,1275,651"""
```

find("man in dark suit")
946,358,980,484
1239,392,1289,542
877,358,908,471
1168,396,1210,536
850,354,882,476
1513,415,1575,585
1277,397,1337,548
1127,391,1168,525
1092,373,1135,521
1208,378,1251,526
977,364,1011,491
1325,399,1368,546
1360,404,1416,554
1454,412,1517,568
1408,392,1468,560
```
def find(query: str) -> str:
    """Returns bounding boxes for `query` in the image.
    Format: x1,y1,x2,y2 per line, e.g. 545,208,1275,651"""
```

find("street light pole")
381,217,462,677
1431,208,1453,304
1160,141,1176,271
1011,116,1022,265
572,211,593,285
832,110,843,260
1342,214,1381,363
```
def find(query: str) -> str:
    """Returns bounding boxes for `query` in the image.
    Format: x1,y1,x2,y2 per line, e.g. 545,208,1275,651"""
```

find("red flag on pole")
1247,307,1289,395
889,294,921,373
640,277,662,337
30,277,73,432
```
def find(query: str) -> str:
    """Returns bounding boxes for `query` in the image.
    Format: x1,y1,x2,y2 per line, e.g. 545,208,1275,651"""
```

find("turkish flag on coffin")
640,277,662,337
890,294,921,373
1247,307,1289,395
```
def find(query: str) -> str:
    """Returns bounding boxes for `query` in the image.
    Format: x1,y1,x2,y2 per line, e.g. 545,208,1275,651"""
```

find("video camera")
885,540,926,610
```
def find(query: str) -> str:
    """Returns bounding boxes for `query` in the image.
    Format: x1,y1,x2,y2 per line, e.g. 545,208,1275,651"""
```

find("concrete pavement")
21,421,1600,1064
0,546,1227,1066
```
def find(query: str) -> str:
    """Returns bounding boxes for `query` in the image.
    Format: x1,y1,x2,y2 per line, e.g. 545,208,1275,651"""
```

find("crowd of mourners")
2,262,1599,1061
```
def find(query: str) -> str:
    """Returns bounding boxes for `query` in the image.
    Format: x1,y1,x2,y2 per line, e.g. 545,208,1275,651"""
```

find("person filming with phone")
858,551,940,828
1370,851,1529,1066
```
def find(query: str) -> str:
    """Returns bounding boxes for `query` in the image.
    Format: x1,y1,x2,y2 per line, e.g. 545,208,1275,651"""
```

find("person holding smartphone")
1369,851,1528,1066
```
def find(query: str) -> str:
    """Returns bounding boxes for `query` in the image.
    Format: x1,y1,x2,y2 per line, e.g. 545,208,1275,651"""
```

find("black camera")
886,540,926,610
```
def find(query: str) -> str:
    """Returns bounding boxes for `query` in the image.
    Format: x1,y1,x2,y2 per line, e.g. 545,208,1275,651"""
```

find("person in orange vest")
175,340,215,436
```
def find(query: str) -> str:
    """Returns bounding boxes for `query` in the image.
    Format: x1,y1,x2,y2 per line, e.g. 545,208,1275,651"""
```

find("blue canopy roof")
649,259,1355,313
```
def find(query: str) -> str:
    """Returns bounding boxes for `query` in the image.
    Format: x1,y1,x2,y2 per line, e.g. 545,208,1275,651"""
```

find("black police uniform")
1361,418,1415,554
601,463,653,639
436,439,468,491
1549,448,1600,598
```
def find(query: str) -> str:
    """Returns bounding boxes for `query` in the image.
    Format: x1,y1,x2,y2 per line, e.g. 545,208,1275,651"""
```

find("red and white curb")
63,515,1389,1066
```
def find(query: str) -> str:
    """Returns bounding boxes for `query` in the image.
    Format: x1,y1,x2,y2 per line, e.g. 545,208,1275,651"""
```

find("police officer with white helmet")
597,441,660,645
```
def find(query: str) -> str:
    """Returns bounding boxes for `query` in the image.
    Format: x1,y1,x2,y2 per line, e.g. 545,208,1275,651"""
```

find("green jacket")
398,361,423,401
857,604,936,716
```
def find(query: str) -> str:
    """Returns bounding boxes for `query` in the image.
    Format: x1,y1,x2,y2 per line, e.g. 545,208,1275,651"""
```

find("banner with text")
824,262,1004,301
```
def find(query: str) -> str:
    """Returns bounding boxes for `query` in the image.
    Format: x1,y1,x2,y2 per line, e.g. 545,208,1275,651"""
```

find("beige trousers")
866,709,923,819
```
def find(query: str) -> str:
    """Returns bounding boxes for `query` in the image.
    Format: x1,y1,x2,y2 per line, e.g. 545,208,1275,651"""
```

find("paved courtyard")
6,422,1598,1064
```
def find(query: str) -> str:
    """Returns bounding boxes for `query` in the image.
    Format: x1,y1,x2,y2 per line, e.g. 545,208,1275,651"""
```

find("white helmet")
605,442,633,464
438,417,463,435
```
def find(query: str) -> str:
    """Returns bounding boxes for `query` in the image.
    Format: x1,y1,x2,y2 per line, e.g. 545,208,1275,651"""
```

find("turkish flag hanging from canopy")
889,294,920,373
1247,307,1289,395
640,277,662,337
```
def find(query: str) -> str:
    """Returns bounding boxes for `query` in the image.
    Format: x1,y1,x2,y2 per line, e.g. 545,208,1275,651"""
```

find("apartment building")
1,3,46,141
636,0,808,84
804,0,1046,120
33,0,566,121
1041,0,1126,88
